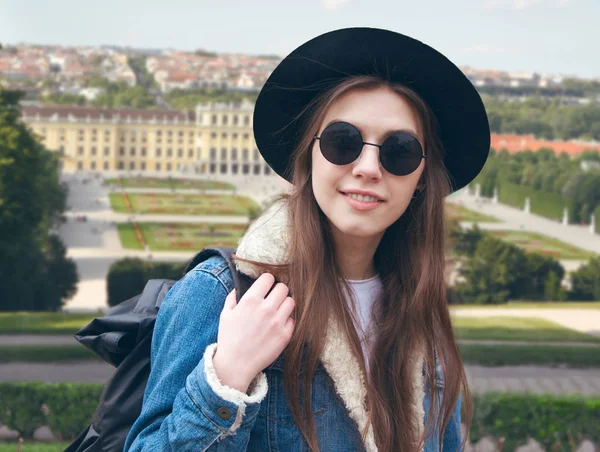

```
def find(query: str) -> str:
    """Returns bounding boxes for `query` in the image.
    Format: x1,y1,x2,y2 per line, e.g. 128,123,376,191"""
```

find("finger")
265,283,290,308
223,289,237,311
274,296,295,322
284,316,295,336
242,273,276,301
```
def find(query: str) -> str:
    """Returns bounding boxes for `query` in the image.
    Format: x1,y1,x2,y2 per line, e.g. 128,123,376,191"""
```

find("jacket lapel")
234,201,426,452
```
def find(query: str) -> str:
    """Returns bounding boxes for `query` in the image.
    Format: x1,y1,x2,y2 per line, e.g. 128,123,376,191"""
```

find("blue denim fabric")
124,256,462,451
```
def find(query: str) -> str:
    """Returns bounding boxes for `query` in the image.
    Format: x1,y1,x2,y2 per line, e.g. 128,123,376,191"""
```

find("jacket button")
217,407,231,420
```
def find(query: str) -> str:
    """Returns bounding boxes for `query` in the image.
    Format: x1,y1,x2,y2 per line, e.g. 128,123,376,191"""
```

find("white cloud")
463,44,511,54
484,0,574,10
322,0,352,11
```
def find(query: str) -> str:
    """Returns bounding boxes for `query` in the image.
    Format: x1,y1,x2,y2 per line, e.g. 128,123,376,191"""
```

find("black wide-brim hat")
253,27,490,193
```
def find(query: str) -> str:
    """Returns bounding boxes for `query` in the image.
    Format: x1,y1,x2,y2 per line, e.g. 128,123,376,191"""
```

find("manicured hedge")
471,393,600,451
106,258,186,306
0,382,598,448
497,179,572,222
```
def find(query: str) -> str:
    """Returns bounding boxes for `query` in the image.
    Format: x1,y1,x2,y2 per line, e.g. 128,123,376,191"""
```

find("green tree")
568,257,600,301
0,89,78,310
456,236,528,304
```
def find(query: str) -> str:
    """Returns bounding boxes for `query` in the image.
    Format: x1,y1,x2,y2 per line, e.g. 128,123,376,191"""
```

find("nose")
351,144,383,180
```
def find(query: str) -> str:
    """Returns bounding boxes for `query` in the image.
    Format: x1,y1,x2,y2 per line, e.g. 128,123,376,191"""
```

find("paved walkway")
3,334,600,347
448,189,600,253
1,360,598,394
450,307,600,337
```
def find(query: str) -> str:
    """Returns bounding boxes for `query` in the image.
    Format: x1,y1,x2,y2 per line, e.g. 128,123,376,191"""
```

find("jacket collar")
234,200,425,452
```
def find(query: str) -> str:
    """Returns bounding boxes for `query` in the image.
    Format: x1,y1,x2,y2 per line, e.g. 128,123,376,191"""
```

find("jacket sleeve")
124,262,268,452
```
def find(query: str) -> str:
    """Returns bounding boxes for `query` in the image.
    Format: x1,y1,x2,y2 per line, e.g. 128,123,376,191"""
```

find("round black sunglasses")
313,121,427,176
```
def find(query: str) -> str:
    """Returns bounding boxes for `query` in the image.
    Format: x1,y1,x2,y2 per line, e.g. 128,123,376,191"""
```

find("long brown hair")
235,75,472,451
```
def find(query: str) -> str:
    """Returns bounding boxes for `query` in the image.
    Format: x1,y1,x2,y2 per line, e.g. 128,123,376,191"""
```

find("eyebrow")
323,119,420,140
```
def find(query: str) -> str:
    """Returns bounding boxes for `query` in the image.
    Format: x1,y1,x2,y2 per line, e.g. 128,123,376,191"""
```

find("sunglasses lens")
380,133,423,176
319,122,363,165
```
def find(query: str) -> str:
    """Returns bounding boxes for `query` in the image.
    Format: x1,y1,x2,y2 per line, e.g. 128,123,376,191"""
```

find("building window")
264,165,271,175
104,162,109,170
167,130,172,137
221,132,227,139
156,162,161,171
77,146,83,155
119,147,125,156
232,133,238,139
232,164,239,174
141,147,146,157
167,163,172,171
211,132,217,139
104,147,110,156
223,115,228,125
60,136,65,142
242,149,249,161
244,116,250,126
211,115,217,125
243,133,249,140
253,164,261,175
130,162,135,170
157,130,162,136
220,148,227,160
210,163,216,174
91,161,96,170
210,148,217,161
232,148,238,160
131,147,136,156
59,146,65,156
233,115,239,126
178,131,184,137
178,149,183,158
91,147,97,156
119,162,124,169
253,149,260,161
120,136,125,143
156,148,162,157
141,162,146,170
242,163,250,174
104,129,110,135
220,163,227,174
79,135,84,142
77,161,83,170
188,149,194,158
167,149,173,157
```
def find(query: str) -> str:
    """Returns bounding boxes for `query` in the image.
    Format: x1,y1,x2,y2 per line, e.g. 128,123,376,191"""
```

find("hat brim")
253,27,490,193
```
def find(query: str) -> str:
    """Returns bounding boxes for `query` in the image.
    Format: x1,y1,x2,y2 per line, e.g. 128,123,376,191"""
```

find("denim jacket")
124,201,462,452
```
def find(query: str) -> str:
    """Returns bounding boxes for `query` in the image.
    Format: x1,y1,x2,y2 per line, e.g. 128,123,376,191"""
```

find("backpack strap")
183,247,254,304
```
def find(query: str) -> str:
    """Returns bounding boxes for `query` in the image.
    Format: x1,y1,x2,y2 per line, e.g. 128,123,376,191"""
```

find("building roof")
21,105,196,122
491,134,600,155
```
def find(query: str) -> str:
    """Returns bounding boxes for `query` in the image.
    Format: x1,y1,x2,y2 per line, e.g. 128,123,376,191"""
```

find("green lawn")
487,230,595,260
0,312,98,335
452,316,600,343
0,443,72,452
0,345,100,362
451,301,600,309
458,343,600,367
445,202,499,223
104,176,234,190
117,222,248,250
109,193,258,216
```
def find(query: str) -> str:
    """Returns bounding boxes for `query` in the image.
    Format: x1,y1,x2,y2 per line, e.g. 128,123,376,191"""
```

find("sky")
1,0,598,79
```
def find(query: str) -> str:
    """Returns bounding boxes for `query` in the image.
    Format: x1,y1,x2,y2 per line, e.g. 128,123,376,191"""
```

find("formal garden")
104,176,234,191
108,192,259,216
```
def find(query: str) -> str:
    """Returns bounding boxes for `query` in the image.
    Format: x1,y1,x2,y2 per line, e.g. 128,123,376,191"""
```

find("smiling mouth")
339,192,384,203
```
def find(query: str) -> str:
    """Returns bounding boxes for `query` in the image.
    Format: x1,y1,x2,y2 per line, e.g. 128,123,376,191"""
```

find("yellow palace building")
21,100,276,178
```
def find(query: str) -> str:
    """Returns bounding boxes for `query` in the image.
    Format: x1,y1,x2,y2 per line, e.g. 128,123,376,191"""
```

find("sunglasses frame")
313,121,427,176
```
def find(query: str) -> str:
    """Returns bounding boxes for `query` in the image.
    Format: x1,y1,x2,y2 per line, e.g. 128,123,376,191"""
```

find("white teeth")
347,193,378,202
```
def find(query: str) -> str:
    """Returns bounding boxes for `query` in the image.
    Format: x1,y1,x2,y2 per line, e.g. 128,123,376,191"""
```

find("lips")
339,191,385,202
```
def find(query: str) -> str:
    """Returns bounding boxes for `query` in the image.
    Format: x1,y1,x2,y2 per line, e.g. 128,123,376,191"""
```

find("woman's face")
311,85,425,244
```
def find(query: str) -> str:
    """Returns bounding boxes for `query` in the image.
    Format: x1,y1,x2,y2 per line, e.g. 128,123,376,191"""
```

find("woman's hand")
212,273,295,393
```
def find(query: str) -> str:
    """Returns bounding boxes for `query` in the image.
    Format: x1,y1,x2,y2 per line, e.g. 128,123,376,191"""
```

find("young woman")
124,27,490,451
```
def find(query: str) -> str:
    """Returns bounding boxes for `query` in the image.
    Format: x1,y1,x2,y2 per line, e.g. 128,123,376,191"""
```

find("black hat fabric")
253,27,491,193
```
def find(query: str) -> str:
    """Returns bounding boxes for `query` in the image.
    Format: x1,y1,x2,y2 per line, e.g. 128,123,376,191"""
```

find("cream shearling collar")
234,201,426,452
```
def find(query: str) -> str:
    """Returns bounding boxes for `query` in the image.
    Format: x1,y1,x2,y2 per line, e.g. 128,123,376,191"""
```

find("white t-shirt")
345,274,383,373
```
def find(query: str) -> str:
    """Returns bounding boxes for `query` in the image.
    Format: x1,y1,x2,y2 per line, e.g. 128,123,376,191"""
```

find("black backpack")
65,247,254,452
